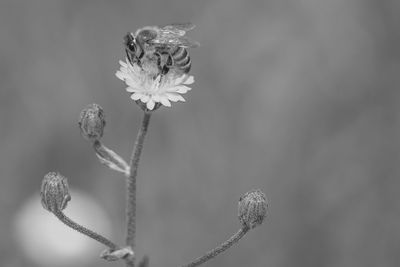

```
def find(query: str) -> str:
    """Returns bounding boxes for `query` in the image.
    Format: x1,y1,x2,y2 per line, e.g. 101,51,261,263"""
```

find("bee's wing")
161,23,196,35
150,23,199,48
150,35,200,48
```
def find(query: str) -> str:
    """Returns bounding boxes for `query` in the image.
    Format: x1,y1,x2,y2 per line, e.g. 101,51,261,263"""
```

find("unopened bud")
40,172,71,213
238,189,267,229
79,103,106,141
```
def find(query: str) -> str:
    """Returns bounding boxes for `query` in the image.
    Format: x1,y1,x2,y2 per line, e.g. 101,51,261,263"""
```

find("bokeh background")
1,0,400,266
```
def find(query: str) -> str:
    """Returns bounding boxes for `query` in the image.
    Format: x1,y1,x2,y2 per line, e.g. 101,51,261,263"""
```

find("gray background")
1,0,400,266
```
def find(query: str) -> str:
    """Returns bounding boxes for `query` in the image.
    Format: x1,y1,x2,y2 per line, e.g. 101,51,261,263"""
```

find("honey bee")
124,23,199,75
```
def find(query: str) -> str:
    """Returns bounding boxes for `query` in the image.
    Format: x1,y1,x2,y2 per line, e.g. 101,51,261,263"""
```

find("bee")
124,23,199,75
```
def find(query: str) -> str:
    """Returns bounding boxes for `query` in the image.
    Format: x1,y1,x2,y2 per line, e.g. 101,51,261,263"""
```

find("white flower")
116,59,194,111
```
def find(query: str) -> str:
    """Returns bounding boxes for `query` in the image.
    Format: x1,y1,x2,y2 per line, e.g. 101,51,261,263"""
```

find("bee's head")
124,33,137,52
136,28,157,43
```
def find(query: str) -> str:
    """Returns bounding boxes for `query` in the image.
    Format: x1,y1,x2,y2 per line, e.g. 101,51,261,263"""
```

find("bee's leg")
125,49,141,68
154,52,163,73
161,63,170,76
165,52,174,68
154,52,169,75
125,49,134,64
161,51,173,75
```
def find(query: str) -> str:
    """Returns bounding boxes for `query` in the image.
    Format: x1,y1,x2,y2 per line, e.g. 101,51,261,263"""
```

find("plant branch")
181,226,250,267
126,111,152,267
92,140,130,175
53,209,118,250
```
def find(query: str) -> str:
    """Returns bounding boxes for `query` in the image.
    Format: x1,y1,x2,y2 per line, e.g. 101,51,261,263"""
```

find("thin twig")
181,226,250,267
126,111,152,267
53,209,118,250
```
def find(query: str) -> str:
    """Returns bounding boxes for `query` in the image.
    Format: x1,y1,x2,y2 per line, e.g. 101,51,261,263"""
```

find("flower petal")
130,93,141,100
119,60,128,68
166,93,185,102
167,85,191,93
147,99,155,110
152,94,161,102
173,74,187,85
140,94,150,103
127,86,143,93
126,80,142,89
159,97,171,107
183,76,194,85
116,71,126,81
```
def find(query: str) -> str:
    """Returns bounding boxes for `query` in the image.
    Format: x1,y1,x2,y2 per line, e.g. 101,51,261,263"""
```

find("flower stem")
126,111,152,267
53,209,118,250
181,226,250,267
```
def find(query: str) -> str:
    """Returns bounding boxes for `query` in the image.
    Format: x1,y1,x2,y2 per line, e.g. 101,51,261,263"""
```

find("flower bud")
40,172,71,213
238,189,267,229
79,103,106,141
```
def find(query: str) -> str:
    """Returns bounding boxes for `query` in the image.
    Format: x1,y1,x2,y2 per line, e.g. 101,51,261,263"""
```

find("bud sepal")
100,246,134,262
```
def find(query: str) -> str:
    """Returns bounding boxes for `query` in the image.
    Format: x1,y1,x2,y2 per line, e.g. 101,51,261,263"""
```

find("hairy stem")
181,227,250,267
53,209,118,250
126,111,152,267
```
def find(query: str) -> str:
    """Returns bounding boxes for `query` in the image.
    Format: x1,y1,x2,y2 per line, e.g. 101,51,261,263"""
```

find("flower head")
41,172,71,213
116,59,194,111
238,189,267,229
79,103,106,142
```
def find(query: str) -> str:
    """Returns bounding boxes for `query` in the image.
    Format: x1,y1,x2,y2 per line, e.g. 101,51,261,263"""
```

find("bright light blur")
14,190,111,267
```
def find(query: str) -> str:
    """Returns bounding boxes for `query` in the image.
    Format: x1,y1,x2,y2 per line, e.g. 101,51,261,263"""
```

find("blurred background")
1,0,400,266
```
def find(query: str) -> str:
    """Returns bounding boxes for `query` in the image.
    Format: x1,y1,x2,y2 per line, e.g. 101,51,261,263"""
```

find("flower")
116,59,194,111
238,189,267,229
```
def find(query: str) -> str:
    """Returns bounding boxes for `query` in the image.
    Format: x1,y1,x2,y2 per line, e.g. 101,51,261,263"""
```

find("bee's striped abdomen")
180,56,191,73
170,46,191,73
